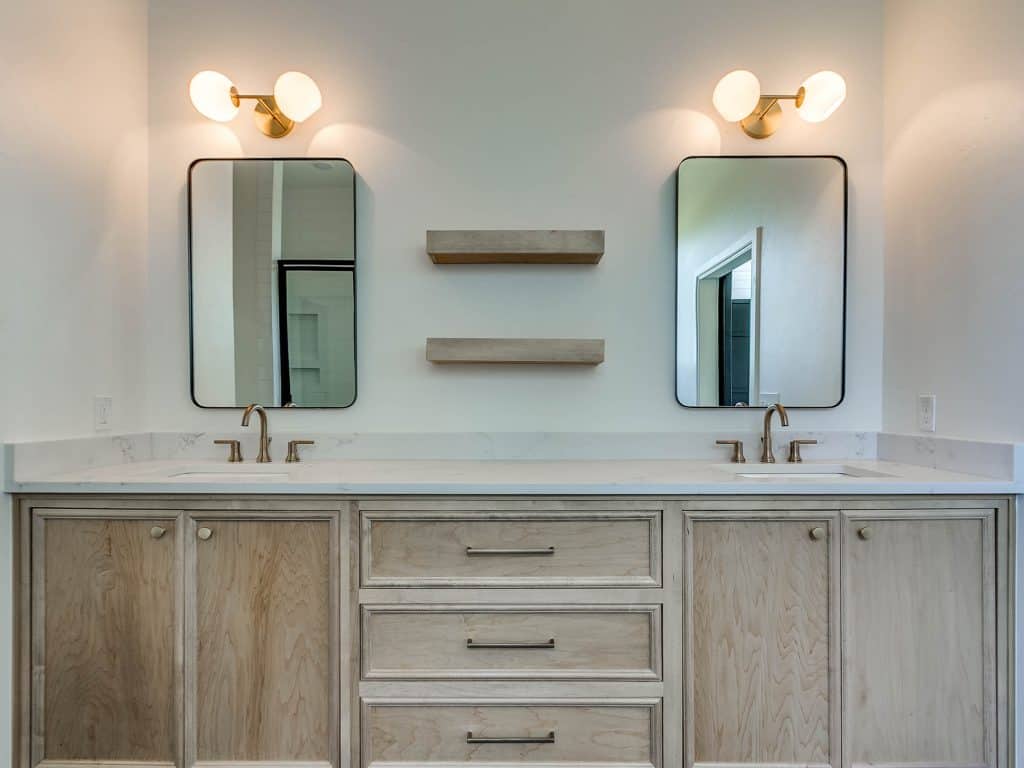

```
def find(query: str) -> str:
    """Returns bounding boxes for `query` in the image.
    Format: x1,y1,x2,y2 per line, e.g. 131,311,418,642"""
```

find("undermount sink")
714,463,892,480
170,471,291,481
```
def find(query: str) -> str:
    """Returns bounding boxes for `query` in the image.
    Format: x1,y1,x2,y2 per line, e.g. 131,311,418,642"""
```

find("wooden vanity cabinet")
27,508,182,768
683,512,839,768
15,496,1012,768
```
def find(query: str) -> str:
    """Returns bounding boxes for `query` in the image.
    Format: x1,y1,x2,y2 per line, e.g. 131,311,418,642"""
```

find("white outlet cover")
917,394,936,432
93,396,113,431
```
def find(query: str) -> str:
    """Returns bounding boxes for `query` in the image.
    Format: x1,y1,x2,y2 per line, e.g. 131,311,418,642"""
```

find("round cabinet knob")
809,526,826,541
150,526,166,540
858,526,873,540
197,527,213,541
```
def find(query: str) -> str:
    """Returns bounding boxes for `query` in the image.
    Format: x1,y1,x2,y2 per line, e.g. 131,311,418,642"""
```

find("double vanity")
7,427,1016,768
5,151,1015,768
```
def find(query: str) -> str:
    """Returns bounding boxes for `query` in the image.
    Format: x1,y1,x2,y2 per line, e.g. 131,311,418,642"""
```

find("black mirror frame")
674,154,848,409
187,156,358,410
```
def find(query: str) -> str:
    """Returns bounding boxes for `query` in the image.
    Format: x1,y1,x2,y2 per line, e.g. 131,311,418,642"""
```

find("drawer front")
362,605,661,680
360,510,662,587
362,700,660,767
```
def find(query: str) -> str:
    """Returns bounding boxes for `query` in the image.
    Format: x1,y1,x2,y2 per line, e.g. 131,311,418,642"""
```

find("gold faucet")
241,403,272,463
760,402,789,463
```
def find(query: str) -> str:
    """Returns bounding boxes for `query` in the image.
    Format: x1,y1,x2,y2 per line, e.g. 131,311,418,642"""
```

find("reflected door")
278,263,355,407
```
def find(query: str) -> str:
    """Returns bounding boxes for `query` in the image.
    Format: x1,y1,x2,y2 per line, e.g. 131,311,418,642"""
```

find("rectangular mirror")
676,156,846,408
189,158,356,408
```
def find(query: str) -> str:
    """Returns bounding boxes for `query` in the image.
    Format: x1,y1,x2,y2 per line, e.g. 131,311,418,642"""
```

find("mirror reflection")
676,156,846,408
189,158,356,408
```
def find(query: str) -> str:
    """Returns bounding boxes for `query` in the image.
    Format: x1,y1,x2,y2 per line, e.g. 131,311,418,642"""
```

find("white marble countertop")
8,457,1018,496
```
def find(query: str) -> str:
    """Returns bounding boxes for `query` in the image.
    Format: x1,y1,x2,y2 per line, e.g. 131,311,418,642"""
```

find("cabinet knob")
197,527,213,541
858,526,873,540
150,526,166,539
809,526,826,541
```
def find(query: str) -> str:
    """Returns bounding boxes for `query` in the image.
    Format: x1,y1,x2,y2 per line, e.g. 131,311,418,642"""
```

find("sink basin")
714,463,892,480
170,471,291,481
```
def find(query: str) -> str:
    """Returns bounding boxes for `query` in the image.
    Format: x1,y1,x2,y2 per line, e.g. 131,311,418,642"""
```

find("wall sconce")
712,69,846,139
189,70,322,138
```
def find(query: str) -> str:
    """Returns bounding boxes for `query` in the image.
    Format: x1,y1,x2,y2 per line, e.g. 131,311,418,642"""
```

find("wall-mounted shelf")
426,337,605,365
426,230,605,264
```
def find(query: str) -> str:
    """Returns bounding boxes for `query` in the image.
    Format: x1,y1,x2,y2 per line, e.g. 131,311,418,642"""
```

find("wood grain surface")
364,701,656,766
364,513,658,586
426,229,605,264
39,517,178,763
426,337,605,365
844,515,993,766
194,519,331,763
690,519,831,764
362,605,658,679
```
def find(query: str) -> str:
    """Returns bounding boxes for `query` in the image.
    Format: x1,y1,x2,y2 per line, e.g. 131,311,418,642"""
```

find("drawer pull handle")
466,730,555,745
466,638,556,649
465,546,555,557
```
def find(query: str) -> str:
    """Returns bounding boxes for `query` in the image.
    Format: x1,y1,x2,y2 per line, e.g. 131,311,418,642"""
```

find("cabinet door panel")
685,516,837,768
844,514,995,768
33,514,179,767
190,518,335,766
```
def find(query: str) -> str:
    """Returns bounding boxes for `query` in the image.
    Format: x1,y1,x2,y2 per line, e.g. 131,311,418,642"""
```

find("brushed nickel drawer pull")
466,638,556,649
466,730,555,744
465,546,555,556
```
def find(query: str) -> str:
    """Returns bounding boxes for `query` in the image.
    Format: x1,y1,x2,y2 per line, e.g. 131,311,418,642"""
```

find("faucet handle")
715,439,746,464
787,439,818,463
214,439,243,463
286,439,315,464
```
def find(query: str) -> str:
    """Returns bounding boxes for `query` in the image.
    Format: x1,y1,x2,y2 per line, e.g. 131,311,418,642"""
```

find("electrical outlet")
917,394,936,432
759,392,780,407
93,396,113,432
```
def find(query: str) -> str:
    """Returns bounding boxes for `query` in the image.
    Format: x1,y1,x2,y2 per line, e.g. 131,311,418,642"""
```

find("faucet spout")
241,403,272,463
760,403,789,463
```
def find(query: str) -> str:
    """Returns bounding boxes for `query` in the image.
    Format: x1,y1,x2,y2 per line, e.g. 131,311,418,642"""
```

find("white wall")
0,0,149,441
882,0,1024,441
0,0,149,761
146,0,885,433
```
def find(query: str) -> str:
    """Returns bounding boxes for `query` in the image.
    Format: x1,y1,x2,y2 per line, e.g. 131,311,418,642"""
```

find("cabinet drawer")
360,509,661,587
362,700,660,767
361,605,661,680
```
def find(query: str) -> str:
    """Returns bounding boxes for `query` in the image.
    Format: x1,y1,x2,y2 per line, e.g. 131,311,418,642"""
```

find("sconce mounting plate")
229,86,295,138
253,96,294,138
740,97,783,139
739,87,805,140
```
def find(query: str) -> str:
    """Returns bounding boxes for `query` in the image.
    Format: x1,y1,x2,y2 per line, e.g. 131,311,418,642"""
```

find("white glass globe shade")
189,71,238,122
797,70,846,123
274,71,322,122
712,70,761,122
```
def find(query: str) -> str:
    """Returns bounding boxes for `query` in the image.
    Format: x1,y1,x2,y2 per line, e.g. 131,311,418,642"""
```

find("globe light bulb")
712,70,761,122
189,71,238,122
274,71,322,122
797,70,846,123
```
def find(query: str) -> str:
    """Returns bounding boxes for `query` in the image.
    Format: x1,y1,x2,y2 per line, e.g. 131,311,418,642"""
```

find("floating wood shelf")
426,338,605,365
426,230,605,264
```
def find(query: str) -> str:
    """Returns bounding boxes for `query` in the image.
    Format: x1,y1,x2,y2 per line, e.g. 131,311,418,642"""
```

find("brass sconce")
189,70,322,138
712,69,846,139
